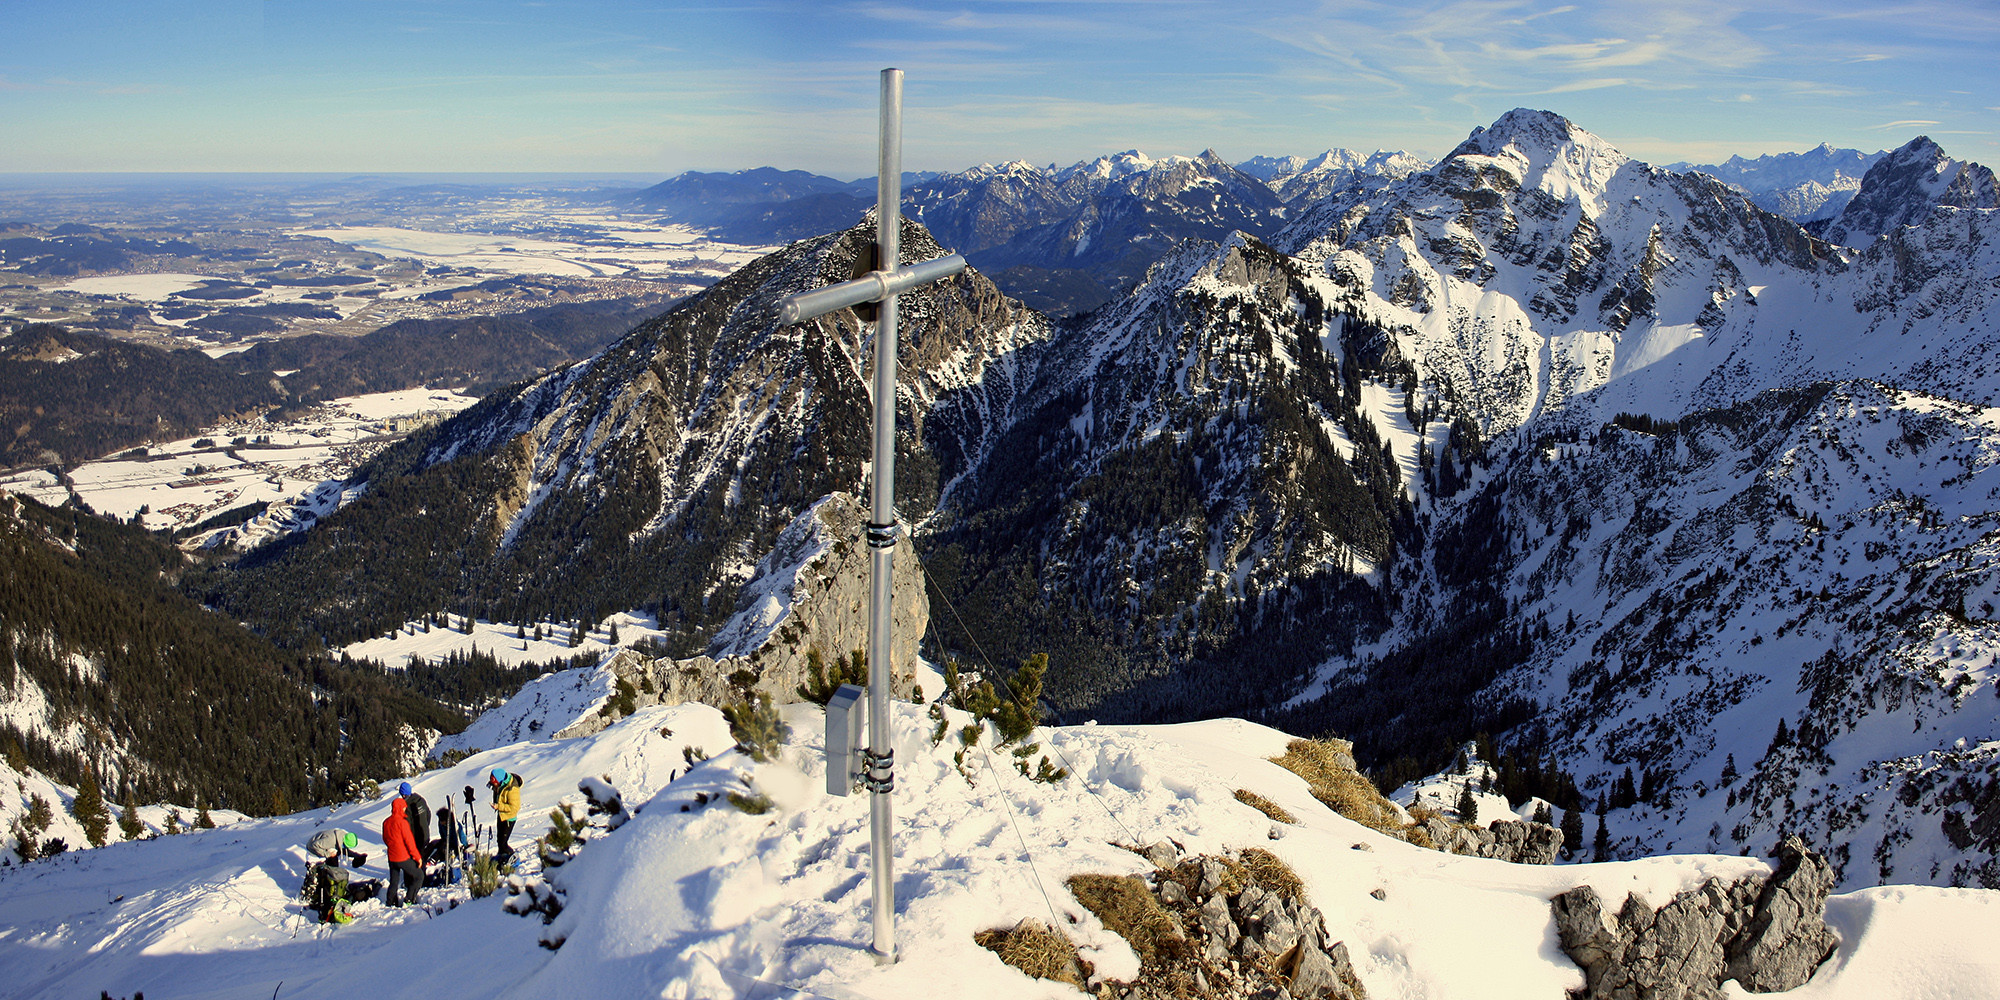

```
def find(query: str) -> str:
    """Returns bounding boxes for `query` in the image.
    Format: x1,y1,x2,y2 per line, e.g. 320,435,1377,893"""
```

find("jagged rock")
1552,839,1839,998
1725,836,1840,991
553,493,928,739
1144,840,1182,869
1416,815,1563,864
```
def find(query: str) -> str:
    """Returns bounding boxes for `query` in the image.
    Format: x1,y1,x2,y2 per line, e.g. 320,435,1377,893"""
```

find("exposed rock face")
1417,814,1563,864
552,493,930,739
1552,836,1838,998
1086,846,1366,1000
1821,136,1997,248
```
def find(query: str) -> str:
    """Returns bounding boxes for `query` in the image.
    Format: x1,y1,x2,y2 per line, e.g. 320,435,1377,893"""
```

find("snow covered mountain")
4,658,1995,1000
1260,110,2000,888
206,216,1048,656
1239,149,1433,206
1819,137,1998,248
1673,144,1884,224
191,107,2000,892
905,150,1288,314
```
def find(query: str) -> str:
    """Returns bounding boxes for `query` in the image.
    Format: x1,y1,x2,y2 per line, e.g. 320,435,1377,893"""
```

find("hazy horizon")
3,2,1993,177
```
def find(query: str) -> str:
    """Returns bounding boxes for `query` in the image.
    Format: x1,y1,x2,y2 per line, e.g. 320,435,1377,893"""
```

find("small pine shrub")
545,808,577,852
796,648,868,705
195,803,215,830
469,851,500,898
723,692,790,764
74,773,109,848
117,788,142,842
726,790,773,815
682,745,709,767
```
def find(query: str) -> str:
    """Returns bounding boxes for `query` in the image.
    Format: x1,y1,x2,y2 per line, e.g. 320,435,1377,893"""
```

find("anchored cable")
910,542,1152,848
976,738,1069,935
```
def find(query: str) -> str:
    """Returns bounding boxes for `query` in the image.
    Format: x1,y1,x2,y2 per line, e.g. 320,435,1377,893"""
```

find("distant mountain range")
189,107,2000,891
634,148,1428,314
1670,144,1886,224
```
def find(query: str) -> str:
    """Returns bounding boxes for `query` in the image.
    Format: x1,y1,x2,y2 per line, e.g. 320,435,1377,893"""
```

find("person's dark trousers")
497,818,515,861
387,858,423,906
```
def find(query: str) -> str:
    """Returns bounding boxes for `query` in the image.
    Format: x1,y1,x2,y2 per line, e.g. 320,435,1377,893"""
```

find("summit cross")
774,68,965,966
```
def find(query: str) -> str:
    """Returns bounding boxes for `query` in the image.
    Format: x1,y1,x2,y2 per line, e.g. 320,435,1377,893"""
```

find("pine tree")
722,692,791,764
1560,806,1584,859
606,620,620,644
1593,810,1610,862
1456,782,1479,823
1720,754,1739,786
196,802,215,829
73,771,109,848
118,786,143,841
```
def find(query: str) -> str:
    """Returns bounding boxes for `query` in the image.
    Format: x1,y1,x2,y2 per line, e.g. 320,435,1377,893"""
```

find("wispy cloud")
1538,77,1635,94
1871,119,1943,128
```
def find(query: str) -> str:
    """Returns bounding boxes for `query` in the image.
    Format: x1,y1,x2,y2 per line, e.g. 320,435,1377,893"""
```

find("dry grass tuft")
1066,873,1188,967
974,917,1089,990
1233,788,1298,824
1272,738,1405,835
1271,737,1447,851
1236,847,1305,902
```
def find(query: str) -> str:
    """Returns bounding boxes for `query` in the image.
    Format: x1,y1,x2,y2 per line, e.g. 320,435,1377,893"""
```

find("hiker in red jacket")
383,797,423,907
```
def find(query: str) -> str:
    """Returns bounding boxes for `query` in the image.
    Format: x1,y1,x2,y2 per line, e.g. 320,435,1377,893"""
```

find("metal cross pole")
775,68,965,965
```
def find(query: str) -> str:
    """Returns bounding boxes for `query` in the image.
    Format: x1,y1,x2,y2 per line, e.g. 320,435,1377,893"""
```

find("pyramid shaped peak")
1456,108,1620,159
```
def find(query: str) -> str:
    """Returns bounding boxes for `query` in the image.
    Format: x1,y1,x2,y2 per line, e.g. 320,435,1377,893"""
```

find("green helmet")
342,830,358,851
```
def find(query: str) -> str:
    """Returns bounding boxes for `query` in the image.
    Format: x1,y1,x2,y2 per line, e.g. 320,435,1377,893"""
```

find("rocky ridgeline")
1415,813,1563,864
1551,836,1839,999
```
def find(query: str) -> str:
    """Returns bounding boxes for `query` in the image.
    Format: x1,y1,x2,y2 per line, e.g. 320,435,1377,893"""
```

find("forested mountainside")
195,218,1049,654
182,108,2000,887
0,493,461,815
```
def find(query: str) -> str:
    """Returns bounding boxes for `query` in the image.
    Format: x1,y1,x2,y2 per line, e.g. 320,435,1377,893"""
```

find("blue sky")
2,1,1996,177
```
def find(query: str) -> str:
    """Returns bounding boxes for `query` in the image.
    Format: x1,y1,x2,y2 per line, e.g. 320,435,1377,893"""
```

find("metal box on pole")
825,683,866,796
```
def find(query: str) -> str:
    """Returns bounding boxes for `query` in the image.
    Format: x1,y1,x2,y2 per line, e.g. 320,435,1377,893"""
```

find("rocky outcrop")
1085,843,1365,1000
1822,136,1997,248
553,492,929,739
1551,836,1839,998
1416,815,1563,864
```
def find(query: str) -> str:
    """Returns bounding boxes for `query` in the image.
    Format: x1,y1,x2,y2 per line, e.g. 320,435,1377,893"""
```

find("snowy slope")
1,678,1995,999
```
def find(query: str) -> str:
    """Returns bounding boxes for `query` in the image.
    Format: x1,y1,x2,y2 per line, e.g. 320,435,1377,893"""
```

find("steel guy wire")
912,546,1150,848
976,737,1068,936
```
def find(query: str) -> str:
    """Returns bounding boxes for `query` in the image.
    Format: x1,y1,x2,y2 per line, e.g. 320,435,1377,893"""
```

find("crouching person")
301,830,356,925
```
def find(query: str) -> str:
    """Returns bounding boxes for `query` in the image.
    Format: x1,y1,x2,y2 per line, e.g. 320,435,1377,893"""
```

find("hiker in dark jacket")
383,798,422,907
398,781,432,864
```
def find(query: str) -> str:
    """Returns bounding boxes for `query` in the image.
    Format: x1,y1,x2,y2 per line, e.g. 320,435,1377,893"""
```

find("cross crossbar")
778,253,966,325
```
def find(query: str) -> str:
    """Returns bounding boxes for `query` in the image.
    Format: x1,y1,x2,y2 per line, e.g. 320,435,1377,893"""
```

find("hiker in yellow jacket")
487,767,522,864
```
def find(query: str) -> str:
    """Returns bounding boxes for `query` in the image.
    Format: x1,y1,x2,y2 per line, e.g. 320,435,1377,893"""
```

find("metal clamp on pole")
862,748,895,794
865,520,900,549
